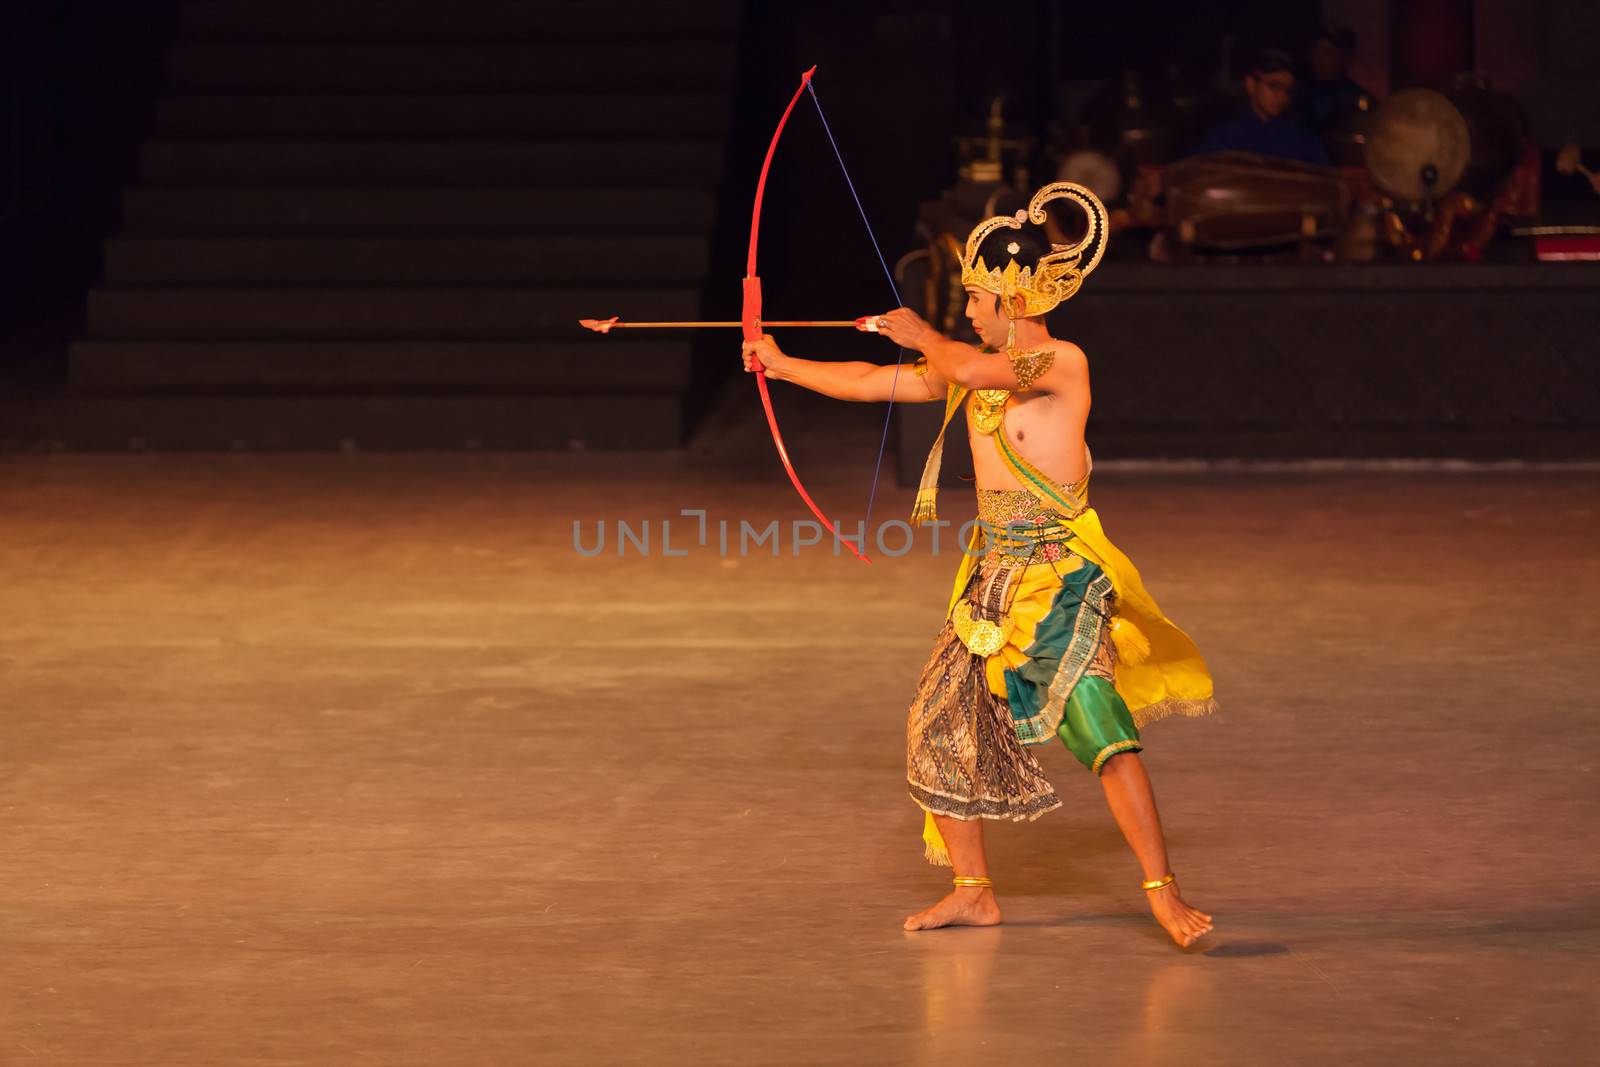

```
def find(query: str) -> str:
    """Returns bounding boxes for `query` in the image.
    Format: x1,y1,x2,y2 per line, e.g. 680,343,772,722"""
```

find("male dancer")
741,183,1217,947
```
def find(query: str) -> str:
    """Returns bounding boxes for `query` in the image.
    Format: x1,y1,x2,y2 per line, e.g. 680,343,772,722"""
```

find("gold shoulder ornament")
1007,347,1054,391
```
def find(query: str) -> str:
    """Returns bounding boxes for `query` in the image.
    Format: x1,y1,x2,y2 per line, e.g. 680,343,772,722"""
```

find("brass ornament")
1007,348,1054,391
969,389,1010,435
951,601,1015,656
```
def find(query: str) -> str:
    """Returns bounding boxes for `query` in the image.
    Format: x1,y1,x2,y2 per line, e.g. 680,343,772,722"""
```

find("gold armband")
1007,348,1054,391
911,355,929,377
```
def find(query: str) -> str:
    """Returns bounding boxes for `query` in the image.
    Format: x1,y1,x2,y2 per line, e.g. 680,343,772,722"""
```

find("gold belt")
982,521,1070,549
978,520,1073,566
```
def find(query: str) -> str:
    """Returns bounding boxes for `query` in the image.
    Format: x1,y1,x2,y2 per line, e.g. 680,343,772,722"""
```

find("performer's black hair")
971,225,1052,316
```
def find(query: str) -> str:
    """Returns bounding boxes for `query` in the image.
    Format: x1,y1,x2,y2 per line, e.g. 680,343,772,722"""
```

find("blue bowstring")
804,79,905,541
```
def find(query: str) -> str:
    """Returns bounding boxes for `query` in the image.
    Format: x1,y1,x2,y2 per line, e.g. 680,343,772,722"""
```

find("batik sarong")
904,557,1068,824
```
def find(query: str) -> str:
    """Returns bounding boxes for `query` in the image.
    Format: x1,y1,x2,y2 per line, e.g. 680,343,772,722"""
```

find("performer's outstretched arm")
862,307,989,386
874,307,1086,397
740,334,946,403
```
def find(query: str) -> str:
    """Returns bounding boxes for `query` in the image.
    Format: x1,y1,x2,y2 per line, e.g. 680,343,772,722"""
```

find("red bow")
584,67,903,563
744,67,904,564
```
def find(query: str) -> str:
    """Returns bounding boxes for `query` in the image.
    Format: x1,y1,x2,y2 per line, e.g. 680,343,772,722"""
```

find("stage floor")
3,453,1597,1065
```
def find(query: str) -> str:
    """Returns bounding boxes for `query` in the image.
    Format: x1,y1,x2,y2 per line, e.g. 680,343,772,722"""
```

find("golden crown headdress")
959,181,1109,318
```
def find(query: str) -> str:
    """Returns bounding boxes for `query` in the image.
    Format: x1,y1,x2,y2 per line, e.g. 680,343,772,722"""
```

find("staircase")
66,0,741,449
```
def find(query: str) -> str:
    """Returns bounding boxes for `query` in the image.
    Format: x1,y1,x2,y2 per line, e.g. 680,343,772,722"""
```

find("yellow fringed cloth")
911,384,1218,865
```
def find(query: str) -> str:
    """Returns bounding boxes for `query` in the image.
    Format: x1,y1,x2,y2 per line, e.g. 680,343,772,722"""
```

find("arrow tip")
579,317,618,334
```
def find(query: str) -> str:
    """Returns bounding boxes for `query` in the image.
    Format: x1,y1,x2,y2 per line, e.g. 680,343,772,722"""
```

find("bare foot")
1146,878,1214,947
902,887,1002,931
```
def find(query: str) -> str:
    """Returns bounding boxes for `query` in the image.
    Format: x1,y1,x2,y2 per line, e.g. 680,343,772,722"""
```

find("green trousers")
1058,674,1143,774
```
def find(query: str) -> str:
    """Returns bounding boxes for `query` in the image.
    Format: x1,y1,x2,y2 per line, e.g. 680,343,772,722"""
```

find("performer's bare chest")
966,390,1087,490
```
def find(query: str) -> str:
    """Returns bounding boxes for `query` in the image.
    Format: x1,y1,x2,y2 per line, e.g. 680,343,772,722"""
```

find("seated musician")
1298,24,1375,134
1193,48,1331,167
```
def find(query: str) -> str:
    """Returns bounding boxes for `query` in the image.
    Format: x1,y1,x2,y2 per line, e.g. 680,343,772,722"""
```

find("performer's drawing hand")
873,308,938,350
741,334,789,378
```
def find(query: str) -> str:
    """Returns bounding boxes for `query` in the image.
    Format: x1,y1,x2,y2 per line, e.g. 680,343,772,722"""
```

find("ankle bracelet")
952,875,994,889
1141,873,1175,892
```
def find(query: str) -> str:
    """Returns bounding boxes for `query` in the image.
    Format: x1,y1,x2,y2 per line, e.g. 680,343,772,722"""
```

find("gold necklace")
969,342,1054,436
970,389,1010,435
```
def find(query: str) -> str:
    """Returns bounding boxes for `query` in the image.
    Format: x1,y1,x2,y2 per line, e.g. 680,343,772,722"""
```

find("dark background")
2,1,1597,458
716,1,1325,324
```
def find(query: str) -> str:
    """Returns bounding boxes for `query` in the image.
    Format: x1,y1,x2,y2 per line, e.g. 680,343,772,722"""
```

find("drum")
1164,151,1350,250
1364,88,1472,202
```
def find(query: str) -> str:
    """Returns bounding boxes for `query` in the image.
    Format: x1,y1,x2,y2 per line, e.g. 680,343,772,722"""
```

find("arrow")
580,316,882,334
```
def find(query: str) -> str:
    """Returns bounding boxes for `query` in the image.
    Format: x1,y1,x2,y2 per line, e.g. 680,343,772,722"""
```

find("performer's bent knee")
1055,675,1143,774
1093,745,1143,776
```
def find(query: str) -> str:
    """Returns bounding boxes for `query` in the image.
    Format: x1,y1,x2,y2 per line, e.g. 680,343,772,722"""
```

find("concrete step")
55,392,685,449
156,92,733,138
139,139,727,187
121,187,717,234
179,1,741,42
86,287,700,338
167,43,735,92
103,235,711,284
70,339,693,390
